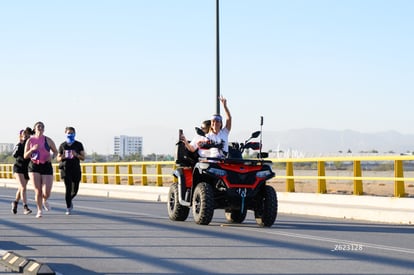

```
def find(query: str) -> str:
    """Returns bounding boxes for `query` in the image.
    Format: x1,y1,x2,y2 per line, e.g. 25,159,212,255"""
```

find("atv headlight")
256,170,272,178
207,167,227,177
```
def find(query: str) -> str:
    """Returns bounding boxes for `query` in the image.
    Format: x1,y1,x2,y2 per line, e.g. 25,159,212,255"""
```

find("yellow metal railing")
76,161,176,186
0,156,413,197
272,155,414,197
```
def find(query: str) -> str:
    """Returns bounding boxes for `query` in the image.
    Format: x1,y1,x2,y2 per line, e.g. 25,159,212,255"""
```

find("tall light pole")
216,0,220,115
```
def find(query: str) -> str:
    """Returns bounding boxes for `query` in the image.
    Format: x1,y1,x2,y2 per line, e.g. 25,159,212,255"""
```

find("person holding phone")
182,96,232,158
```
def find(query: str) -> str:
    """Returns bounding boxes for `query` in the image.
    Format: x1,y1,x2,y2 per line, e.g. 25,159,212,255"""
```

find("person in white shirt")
183,96,232,158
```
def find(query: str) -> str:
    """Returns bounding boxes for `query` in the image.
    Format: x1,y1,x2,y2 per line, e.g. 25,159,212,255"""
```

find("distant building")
0,143,14,154
114,135,143,158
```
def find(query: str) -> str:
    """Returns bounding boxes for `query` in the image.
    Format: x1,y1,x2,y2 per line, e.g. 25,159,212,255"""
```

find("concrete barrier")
0,250,55,274
1,179,412,224
1,179,169,203
277,192,413,224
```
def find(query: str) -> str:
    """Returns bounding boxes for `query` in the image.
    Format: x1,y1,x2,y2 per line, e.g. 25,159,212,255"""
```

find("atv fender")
173,168,191,206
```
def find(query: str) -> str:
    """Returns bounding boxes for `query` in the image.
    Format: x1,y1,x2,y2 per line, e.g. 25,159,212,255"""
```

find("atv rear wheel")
167,183,190,221
254,185,278,227
192,182,214,225
225,209,247,223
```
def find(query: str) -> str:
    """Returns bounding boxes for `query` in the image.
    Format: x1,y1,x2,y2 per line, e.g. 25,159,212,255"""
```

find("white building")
114,135,143,158
0,143,14,154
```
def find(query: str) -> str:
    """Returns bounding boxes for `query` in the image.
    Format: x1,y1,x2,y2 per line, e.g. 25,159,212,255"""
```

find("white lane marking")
223,226,414,254
3,193,412,254
1,194,166,219
62,203,168,219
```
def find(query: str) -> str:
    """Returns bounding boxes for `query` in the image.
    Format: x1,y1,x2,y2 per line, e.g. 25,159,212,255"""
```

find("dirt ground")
267,170,414,197
165,169,414,197
110,169,414,198
267,180,414,197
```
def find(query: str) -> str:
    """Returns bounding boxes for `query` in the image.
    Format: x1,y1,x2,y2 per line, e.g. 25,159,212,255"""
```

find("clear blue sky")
1,0,413,155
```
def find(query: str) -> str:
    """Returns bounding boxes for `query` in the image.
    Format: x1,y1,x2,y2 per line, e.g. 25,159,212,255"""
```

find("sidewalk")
1,179,413,224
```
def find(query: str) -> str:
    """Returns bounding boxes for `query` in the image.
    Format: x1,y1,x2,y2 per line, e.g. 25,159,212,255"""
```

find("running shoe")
23,205,32,215
36,210,43,218
43,200,51,211
11,201,17,214
65,208,71,215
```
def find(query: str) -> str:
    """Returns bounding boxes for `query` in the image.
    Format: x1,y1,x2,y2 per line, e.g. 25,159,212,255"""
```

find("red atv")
167,125,278,227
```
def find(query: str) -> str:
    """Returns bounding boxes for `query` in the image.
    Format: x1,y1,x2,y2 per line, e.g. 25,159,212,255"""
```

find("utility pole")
216,0,220,115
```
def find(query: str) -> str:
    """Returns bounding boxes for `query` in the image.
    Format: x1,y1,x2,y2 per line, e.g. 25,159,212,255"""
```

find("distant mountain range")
231,128,414,157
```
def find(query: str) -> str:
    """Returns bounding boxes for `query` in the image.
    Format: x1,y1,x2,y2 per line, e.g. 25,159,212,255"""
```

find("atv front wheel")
167,183,190,221
254,185,278,227
192,182,214,225
225,209,247,224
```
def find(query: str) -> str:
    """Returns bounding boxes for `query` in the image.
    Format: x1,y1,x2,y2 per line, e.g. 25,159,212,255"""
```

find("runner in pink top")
26,135,52,164
24,121,58,218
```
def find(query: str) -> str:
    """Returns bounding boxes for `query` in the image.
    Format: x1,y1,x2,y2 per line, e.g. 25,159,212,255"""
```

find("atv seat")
174,141,198,167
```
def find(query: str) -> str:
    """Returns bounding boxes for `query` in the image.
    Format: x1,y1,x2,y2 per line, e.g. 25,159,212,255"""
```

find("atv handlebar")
198,142,223,150
198,156,272,165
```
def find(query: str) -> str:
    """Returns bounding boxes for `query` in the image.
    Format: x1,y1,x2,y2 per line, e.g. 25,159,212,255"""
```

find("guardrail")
274,155,414,198
0,161,177,186
0,156,413,197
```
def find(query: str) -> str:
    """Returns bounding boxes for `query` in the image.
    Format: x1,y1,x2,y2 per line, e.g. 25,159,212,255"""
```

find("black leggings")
63,171,81,208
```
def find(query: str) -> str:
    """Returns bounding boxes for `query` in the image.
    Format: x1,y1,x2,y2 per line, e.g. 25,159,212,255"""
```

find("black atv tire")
167,183,190,221
254,185,278,227
225,209,247,223
192,182,214,225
